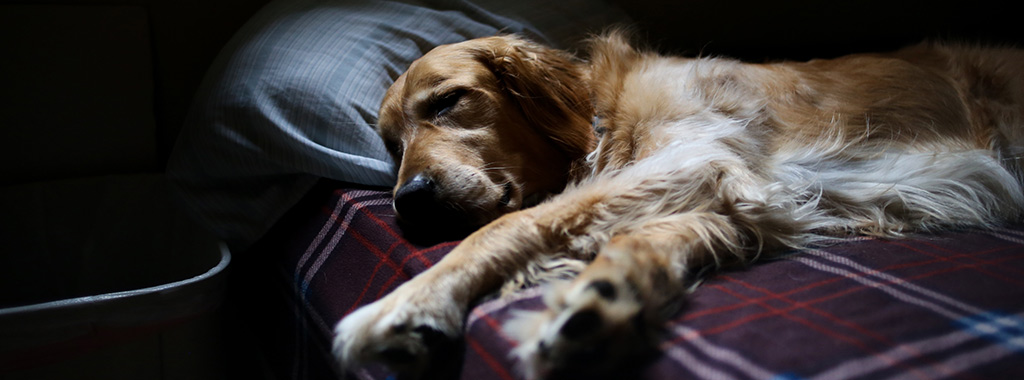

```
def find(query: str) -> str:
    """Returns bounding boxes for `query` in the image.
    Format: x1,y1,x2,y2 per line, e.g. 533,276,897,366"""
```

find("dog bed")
238,179,1024,379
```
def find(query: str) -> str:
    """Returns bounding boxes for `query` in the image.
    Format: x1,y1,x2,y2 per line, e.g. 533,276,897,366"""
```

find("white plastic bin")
0,174,230,380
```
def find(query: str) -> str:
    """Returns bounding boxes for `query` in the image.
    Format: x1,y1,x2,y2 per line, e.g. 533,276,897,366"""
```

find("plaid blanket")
243,180,1024,380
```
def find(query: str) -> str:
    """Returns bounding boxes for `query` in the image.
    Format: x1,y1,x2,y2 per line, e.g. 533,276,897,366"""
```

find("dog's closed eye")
382,135,403,159
427,89,467,118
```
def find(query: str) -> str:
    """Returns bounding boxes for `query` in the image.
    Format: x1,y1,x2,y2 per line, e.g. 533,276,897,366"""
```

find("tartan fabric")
250,180,1024,380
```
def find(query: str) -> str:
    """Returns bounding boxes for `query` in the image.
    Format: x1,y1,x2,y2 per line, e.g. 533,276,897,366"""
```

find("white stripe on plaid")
666,325,776,380
801,249,1002,321
989,226,1024,244
295,190,382,286
286,190,359,379
811,314,1024,380
655,243,1024,380
794,249,1024,380
663,340,744,380
959,312,1024,349
468,286,544,328
282,190,388,380
884,342,1019,380
301,192,391,294
289,191,391,345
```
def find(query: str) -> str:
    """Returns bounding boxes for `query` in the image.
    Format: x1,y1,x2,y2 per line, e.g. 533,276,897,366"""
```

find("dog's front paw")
506,273,653,379
333,286,463,376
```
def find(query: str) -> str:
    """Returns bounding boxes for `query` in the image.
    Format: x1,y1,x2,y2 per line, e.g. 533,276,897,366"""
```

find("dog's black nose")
394,174,436,220
393,174,464,226
393,174,479,242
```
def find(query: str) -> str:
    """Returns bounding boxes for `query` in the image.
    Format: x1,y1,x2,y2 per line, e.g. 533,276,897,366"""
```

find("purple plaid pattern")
259,182,1024,379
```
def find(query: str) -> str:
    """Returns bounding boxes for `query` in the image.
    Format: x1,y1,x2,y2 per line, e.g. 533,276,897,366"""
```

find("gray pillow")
167,0,628,251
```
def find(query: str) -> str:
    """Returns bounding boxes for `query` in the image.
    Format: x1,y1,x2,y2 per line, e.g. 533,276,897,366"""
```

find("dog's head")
378,35,595,235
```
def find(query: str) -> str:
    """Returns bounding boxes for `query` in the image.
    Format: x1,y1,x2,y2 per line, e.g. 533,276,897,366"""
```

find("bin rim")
0,241,230,317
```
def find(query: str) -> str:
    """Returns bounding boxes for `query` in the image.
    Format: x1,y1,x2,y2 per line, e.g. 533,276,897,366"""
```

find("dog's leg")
335,139,800,377
330,193,744,377
501,139,814,378
507,211,756,378
333,210,561,375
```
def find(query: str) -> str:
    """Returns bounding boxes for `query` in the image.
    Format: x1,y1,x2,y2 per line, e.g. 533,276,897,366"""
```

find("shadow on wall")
0,0,271,185
613,0,1024,61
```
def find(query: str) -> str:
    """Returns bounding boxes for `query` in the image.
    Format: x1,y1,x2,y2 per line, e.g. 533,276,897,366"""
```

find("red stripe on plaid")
884,239,1024,286
471,308,519,345
679,274,844,323
667,245,1021,379
679,239,1021,324
781,247,1024,321
341,228,417,315
335,189,462,315
725,275,968,380
302,195,392,292
344,239,407,315
338,189,434,268
700,282,937,380
661,242,1020,379
467,337,516,380
272,184,1024,379
374,241,460,300
297,193,356,277
732,245,1018,323
719,275,901,345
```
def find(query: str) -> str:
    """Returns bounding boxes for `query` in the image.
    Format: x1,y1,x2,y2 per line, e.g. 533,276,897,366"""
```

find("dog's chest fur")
588,56,769,175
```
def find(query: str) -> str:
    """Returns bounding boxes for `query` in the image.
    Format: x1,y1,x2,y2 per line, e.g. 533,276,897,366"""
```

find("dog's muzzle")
393,174,475,231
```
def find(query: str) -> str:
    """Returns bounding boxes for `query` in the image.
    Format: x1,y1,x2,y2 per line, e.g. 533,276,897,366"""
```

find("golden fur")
335,31,1024,379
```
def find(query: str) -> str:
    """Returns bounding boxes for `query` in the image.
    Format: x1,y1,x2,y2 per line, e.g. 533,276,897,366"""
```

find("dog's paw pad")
559,308,602,339
333,295,462,376
587,279,618,301
507,276,647,379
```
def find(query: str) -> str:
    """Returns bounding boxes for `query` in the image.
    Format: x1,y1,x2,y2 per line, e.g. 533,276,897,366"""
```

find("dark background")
1,0,1020,185
618,0,1024,61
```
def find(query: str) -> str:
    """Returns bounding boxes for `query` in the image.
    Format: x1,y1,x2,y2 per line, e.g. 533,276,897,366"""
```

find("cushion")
246,180,1024,379
166,0,628,251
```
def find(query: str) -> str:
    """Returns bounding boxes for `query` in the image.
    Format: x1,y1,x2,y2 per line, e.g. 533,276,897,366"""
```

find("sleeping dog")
334,31,1024,378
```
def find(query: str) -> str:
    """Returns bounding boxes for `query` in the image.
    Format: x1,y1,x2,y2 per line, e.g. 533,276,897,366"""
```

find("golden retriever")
333,31,1024,379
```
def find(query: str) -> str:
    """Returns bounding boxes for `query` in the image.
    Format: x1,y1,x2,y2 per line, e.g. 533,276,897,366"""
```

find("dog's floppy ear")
480,36,595,160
